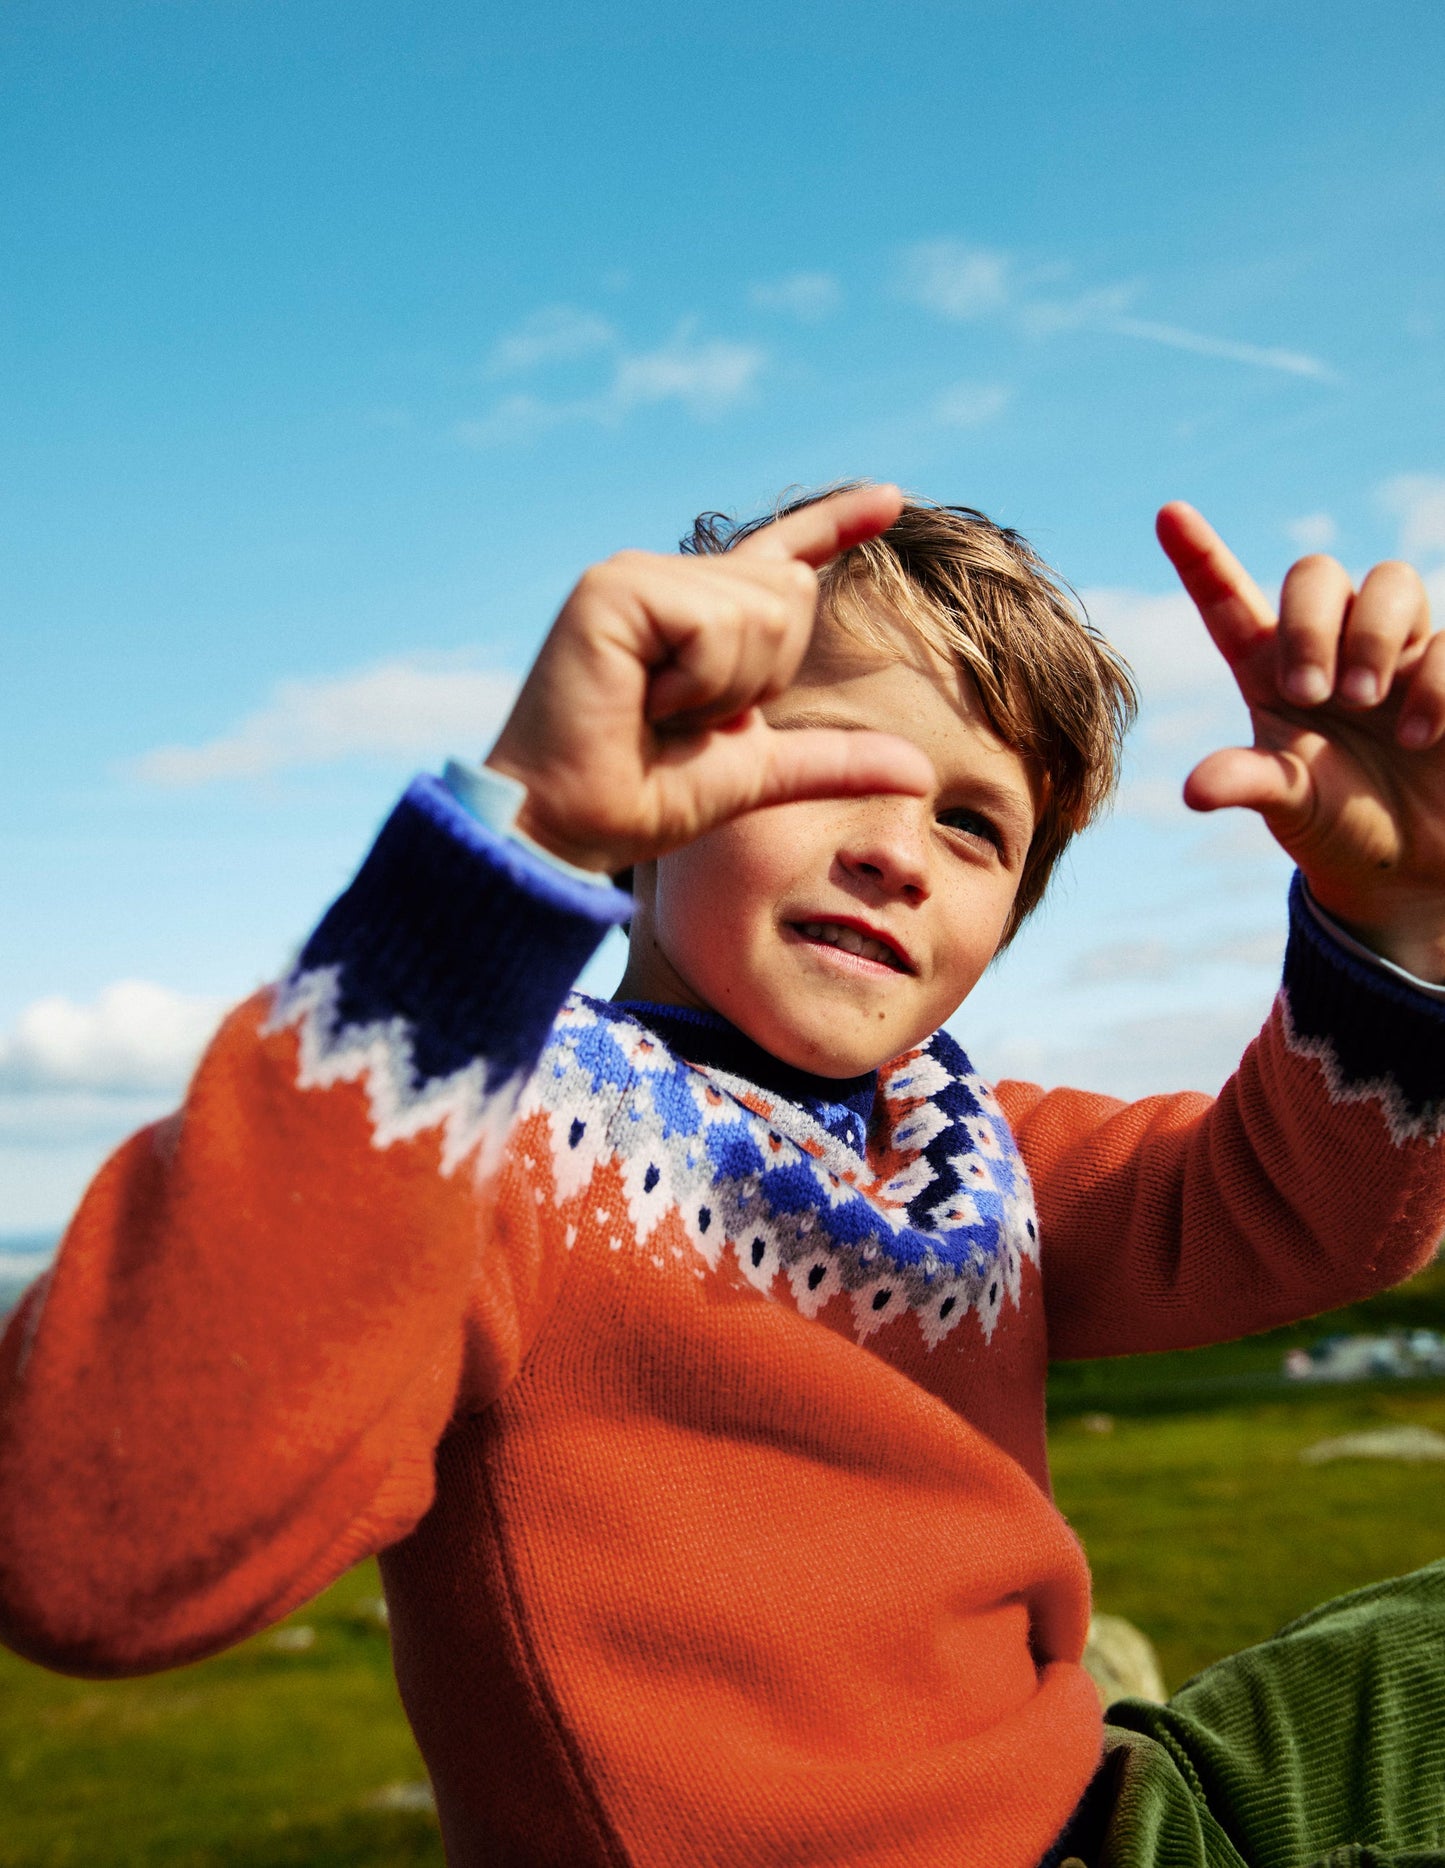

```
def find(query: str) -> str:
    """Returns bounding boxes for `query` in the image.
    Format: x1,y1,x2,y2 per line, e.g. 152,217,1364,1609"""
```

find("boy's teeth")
798,921,902,969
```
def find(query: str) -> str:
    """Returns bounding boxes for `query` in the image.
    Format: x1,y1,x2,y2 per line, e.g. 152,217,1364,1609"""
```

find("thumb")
1183,745,1310,822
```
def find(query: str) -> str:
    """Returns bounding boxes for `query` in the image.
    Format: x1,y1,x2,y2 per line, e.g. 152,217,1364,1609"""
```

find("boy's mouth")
791,919,913,973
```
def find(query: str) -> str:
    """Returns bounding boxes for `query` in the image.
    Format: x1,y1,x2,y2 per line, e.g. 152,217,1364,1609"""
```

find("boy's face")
619,610,1039,1077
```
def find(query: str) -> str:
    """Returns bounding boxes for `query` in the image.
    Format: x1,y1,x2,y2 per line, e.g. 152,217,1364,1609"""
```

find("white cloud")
458,328,766,446
749,272,841,321
1019,283,1135,339
898,238,1335,380
1378,474,1445,561
455,393,568,448
1285,512,1338,551
898,239,1013,319
133,657,521,785
1080,586,1253,827
932,380,1011,428
487,305,617,376
970,1000,1277,1099
0,982,227,1096
608,333,764,418
1103,316,1335,381
1071,939,1180,984
1078,587,1229,704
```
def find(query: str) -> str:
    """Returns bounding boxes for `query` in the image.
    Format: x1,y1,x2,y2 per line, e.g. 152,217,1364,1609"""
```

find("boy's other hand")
485,484,934,875
1158,500,1445,982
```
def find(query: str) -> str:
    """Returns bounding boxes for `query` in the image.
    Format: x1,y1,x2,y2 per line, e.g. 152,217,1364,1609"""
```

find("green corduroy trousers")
1049,1561,1445,1868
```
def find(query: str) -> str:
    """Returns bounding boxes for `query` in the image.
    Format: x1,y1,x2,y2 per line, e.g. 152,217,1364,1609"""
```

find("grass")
0,1564,443,1867
1,1255,1441,1862
1052,1384,1445,1692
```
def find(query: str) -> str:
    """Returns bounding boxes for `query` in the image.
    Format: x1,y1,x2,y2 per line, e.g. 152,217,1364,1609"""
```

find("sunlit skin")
486,483,1445,1094
616,617,1039,1076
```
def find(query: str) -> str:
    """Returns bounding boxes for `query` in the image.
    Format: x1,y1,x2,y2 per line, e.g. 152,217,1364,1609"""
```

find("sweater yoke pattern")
266,962,1041,1352
529,995,1039,1348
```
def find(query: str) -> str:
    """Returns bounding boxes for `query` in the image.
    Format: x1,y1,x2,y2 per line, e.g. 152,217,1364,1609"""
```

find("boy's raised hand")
485,484,934,875
1158,501,1445,982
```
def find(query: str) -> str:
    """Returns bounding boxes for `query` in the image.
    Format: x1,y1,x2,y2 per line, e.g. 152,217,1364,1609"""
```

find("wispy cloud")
133,656,520,785
1286,512,1338,551
1079,587,1227,702
458,327,766,446
899,239,1013,320
749,271,841,321
487,305,617,376
932,380,1011,428
1102,316,1335,380
0,982,227,1096
897,237,1336,381
1378,474,1445,560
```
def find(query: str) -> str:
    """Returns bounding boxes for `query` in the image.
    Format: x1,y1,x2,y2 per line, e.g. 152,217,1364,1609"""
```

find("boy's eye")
937,807,1005,854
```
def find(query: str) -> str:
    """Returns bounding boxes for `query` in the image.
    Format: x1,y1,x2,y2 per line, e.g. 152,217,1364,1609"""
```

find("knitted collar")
611,999,879,1153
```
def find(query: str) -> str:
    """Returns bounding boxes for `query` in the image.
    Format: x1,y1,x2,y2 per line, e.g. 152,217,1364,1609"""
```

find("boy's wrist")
1300,880,1445,990
449,759,619,885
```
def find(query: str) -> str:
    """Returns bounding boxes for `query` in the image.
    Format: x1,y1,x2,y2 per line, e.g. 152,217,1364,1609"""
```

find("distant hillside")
1049,1247,1445,1416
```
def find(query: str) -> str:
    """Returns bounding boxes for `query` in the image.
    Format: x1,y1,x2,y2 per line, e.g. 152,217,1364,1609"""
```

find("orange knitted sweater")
3,777,1444,1868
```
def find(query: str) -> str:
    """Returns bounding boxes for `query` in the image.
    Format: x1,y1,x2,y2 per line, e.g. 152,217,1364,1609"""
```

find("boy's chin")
745,1011,922,1080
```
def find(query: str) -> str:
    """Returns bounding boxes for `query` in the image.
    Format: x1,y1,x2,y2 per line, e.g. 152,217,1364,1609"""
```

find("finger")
675,721,934,826
751,725,935,809
643,562,818,725
1276,555,1354,706
1182,745,1311,823
1337,561,1431,709
1155,502,1277,680
1397,629,1445,750
733,483,905,570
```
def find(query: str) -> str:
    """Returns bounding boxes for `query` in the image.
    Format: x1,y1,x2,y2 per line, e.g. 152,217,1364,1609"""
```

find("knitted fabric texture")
3,775,1444,1868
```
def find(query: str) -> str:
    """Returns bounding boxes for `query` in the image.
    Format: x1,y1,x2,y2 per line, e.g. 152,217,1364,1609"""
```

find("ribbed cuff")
1283,872,1445,1134
297,776,632,1091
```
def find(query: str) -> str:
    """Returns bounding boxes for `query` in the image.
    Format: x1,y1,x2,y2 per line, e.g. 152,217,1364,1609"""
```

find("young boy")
2,484,1444,1868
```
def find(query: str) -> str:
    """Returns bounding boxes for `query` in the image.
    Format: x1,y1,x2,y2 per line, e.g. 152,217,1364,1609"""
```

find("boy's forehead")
792,605,977,718
780,606,1043,824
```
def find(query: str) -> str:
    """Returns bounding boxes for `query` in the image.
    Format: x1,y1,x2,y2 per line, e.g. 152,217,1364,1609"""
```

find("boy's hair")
683,487,1138,939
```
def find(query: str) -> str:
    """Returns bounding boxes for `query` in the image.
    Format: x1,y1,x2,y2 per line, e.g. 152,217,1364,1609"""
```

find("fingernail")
1285,666,1330,705
1399,716,1432,749
1339,668,1378,706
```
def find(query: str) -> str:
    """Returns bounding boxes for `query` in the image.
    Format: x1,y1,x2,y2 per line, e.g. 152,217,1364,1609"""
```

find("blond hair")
684,489,1137,938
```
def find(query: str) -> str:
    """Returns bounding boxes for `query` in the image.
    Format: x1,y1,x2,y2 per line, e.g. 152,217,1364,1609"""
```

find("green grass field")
3,1257,1442,1865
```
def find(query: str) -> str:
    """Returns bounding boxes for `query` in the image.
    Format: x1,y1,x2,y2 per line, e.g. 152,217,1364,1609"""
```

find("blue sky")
3,0,1444,1236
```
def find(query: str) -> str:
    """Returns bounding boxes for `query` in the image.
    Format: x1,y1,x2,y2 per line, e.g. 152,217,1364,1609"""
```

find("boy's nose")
836,802,932,902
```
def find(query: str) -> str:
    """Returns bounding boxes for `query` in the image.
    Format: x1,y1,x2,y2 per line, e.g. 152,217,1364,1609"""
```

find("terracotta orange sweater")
3,776,1444,1868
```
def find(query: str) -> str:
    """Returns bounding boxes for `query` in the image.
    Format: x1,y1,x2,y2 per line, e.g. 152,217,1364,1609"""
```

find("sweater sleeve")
1000,876,1445,1362
0,776,630,1676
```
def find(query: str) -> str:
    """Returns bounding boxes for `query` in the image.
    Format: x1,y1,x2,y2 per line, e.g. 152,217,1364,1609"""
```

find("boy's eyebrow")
768,706,871,732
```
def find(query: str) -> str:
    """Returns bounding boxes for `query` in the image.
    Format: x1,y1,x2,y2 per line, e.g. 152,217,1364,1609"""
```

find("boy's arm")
1021,506,1445,1360
0,778,630,1674
0,485,928,1678
1006,883,1445,1360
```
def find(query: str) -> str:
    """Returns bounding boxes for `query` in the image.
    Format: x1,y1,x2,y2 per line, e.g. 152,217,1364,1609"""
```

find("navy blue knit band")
297,776,632,1092
1283,872,1445,1138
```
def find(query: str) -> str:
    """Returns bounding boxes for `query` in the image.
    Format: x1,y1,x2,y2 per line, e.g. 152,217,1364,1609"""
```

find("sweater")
3,775,1444,1868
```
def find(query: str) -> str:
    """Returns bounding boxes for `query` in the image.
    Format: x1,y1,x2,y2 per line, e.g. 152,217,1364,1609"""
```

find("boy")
2,484,1444,1867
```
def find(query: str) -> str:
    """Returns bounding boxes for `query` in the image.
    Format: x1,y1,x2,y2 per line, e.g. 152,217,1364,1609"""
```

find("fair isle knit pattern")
502,996,1033,1349
6,774,1445,1868
265,973,1040,1352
